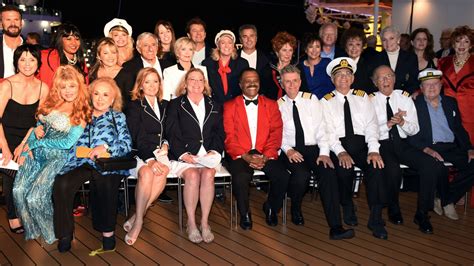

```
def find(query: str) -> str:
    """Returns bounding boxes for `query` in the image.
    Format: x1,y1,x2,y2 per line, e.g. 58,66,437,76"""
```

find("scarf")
218,59,232,95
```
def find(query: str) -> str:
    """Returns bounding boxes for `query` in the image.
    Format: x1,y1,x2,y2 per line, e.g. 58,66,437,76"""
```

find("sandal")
123,219,134,233
200,226,214,243
89,247,116,256
9,226,25,234
186,227,203,244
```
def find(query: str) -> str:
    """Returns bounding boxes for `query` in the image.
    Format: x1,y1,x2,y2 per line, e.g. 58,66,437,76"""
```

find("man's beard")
3,26,21,37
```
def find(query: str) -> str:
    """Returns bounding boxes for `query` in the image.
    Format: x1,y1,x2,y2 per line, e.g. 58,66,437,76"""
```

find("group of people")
0,4,473,255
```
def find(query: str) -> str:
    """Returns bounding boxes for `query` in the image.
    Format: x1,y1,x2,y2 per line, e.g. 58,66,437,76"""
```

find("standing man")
186,17,211,66
371,65,446,234
278,65,354,239
409,68,474,220
0,5,23,79
224,68,290,230
321,57,386,239
435,29,454,59
238,24,269,77
319,22,345,60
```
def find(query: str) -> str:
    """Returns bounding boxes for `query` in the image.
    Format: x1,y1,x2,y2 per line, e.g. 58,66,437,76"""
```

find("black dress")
1,80,41,219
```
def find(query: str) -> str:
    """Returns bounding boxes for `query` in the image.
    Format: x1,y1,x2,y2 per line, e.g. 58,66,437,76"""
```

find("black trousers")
431,143,474,206
1,171,17,219
53,165,123,238
227,156,290,216
380,138,445,213
332,135,386,208
281,145,342,228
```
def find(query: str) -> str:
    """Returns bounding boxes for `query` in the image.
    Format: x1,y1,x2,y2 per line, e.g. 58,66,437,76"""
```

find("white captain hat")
214,30,236,45
326,57,357,76
418,68,443,81
103,18,133,37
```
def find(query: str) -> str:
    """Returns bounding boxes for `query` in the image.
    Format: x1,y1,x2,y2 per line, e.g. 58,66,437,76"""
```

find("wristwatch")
103,143,110,151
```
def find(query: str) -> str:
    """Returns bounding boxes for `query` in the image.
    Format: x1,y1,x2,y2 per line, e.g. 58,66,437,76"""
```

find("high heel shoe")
200,226,214,243
58,235,73,253
9,225,24,234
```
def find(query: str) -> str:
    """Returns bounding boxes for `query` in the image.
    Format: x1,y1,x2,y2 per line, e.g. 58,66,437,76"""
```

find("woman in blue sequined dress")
12,65,91,244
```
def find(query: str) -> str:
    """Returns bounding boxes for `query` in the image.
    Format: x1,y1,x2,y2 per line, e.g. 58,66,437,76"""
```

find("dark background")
46,0,317,52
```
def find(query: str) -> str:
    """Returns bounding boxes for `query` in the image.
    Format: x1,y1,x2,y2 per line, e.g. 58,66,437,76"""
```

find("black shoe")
102,235,116,251
388,212,404,225
263,202,278,226
367,223,388,239
58,235,72,253
291,208,305,226
342,205,358,226
239,213,253,230
414,212,433,234
158,193,173,203
329,226,355,240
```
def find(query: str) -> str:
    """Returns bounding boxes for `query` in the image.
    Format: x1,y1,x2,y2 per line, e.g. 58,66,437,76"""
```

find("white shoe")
433,198,443,216
443,204,459,220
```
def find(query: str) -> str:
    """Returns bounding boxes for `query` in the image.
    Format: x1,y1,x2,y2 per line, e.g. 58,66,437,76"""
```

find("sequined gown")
13,111,84,244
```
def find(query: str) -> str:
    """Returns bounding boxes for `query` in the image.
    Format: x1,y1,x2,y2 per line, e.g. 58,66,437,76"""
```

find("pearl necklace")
453,55,470,68
66,54,78,65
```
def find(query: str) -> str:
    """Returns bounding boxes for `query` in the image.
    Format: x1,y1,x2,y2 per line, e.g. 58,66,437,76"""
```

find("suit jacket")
352,56,376,94
166,95,224,160
238,48,270,75
409,95,472,151
126,98,168,161
223,95,283,160
435,48,455,59
373,49,419,93
202,56,249,104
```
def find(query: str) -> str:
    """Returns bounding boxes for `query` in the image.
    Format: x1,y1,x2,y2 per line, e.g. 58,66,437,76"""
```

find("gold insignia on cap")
340,59,348,67
323,92,335,101
352,89,366,97
301,92,312,99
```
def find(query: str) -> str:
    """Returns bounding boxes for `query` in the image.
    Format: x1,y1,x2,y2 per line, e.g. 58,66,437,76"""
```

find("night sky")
46,0,316,51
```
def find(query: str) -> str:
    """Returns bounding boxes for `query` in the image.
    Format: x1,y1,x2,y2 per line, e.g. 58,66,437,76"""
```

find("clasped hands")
387,109,407,128
242,152,268,170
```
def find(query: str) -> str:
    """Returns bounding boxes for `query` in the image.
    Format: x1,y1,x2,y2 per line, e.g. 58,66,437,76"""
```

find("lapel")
394,50,405,74
180,95,200,127
140,98,162,123
419,97,433,142
203,96,214,126
441,96,455,129
256,96,267,143
236,96,251,140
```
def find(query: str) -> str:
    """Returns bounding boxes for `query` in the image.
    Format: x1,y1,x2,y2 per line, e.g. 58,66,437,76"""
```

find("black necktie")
344,96,354,137
386,97,400,140
245,98,258,106
293,101,305,148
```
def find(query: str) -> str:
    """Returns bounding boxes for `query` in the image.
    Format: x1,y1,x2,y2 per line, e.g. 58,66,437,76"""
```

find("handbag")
91,110,137,171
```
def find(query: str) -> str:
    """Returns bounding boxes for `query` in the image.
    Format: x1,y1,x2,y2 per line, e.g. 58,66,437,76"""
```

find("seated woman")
124,67,170,245
0,44,49,235
53,77,132,253
12,65,90,244
166,68,225,244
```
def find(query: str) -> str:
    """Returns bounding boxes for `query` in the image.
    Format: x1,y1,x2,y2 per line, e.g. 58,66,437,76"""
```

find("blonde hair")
175,68,211,97
174,36,196,61
210,35,238,61
108,28,134,65
89,37,119,79
37,65,92,125
130,67,163,101
89,77,123,112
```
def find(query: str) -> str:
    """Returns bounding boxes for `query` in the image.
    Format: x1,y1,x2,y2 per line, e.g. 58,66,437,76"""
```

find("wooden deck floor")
1,186,474,265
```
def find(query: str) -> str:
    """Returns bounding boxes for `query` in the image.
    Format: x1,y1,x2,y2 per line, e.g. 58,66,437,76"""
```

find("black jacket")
373,49,420,93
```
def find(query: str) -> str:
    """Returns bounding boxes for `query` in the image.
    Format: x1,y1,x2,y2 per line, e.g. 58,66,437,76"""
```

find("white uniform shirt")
321,89,380,155
162,64,208,101
142,56,163,79
243,95,259,149
240,49,257,69
2,35,22,78
371,90,420,140
278,92,330,156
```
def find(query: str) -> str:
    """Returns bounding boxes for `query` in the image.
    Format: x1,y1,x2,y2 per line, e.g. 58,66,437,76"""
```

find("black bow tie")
245,98,258,106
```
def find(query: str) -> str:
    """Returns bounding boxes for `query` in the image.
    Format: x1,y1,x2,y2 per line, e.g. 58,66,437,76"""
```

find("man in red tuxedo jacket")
224,68,290,230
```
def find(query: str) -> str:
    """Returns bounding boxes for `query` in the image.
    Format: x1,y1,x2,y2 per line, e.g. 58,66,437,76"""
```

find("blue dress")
13,111,84,244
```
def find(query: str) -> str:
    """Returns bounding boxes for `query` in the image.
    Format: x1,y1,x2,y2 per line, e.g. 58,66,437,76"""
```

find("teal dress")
13,111,84,244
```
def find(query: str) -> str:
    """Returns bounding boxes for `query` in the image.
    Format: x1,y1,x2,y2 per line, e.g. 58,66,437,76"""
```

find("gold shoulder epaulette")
401,90,411,97
301,92,312,99
277,98,285,106
323,92,335,101
368,92,375,98
352,89,366,97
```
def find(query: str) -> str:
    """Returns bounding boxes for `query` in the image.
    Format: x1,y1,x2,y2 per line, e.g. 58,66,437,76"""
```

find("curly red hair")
37,65,92,125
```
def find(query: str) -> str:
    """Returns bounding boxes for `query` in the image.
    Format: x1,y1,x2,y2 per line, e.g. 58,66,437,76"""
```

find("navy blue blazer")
126,98,168,161
409,95,472,151
373,49,420,93
165,95,225,160
202,56,249,104
238,48,270,76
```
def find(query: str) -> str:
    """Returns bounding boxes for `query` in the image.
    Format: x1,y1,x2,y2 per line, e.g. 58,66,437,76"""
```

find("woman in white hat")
104,18,134,66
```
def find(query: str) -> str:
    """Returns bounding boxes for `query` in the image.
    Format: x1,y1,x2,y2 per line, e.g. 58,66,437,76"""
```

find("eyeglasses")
376,74,394,82
188,78,204,83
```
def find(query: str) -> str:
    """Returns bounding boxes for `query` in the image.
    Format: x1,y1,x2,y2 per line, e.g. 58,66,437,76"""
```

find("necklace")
453,55,470,68
66,54,78,65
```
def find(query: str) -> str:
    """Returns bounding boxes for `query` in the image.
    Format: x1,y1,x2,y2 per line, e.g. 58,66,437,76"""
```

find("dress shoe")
263,202,278,226
367,223,388,239
329,226,355,240
443,204,459,220
239,213,253,230
291,207,305,226
433,198,443,216
342,205,358,226
414,212,433,234
58,235,72,253
388,212,404,225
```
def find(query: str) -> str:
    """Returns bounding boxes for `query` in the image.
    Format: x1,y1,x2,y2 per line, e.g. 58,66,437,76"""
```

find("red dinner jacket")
223,95,283,160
